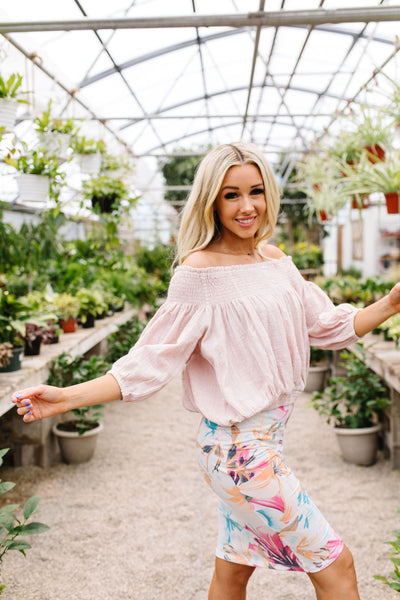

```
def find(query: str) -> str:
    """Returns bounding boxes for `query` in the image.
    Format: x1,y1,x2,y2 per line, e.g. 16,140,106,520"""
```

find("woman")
12,143,400,600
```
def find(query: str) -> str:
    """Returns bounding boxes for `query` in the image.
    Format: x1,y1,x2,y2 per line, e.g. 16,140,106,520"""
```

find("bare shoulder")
260,243,287,259
181,250,214,268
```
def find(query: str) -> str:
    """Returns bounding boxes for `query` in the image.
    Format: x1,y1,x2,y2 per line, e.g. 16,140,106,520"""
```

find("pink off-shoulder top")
109,257,360,426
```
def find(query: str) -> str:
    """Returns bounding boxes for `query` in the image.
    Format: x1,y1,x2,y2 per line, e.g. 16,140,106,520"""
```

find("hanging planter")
365,144,385,163
351,194,370,209
384,192,400,214
78,152,102,174
16,173,49,204
0,98,18,132
38,131,71,159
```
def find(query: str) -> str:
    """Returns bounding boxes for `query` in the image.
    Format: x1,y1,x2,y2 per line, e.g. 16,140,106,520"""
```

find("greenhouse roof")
0,1,400,188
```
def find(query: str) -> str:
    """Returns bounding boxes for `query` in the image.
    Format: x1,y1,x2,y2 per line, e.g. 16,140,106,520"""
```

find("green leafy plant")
0,72,28,102
33,100,75,134
0,448,49,596
106,316,146,363
0,290,28,347
47,352,111,434
76,287,107,322
311,344,390,428
309,346,331,367
82,175,131,213
53,292,80,321
71,135,105,155
374,508,400,592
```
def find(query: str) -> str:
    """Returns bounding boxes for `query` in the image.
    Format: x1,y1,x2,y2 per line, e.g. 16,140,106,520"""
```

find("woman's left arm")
354,283,400,337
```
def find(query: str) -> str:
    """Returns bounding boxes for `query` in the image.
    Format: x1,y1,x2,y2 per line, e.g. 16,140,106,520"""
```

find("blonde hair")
176,142,281,264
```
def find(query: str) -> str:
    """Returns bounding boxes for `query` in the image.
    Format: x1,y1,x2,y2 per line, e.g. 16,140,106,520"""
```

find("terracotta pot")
60,318,78,333
384,192,400,214
365,144,385,163
351,194,370,209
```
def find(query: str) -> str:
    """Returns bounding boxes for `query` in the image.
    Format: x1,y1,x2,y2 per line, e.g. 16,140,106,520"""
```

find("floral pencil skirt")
196,405,343,573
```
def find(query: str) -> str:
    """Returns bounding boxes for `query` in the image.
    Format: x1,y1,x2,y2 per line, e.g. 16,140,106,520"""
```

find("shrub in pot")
311,343,390,465
47,352,111,463
53,293,80,333
304,346,332,393
0,290,28,372
76,287,107,328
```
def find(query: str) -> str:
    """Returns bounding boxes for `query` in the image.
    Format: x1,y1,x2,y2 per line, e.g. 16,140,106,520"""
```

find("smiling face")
214,163,267,247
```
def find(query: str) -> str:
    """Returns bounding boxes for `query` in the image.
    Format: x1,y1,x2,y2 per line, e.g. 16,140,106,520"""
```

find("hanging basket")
78,152,102,174
38,132,71,159
16,173,50,204
351,194,370,209
0,98,18,132
365,144,385,163
384,192,400,214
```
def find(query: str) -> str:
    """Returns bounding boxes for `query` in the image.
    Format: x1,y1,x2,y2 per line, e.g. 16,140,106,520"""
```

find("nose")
239,194,254,212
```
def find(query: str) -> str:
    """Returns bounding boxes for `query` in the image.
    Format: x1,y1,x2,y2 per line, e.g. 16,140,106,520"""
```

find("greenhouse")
1,2,400,600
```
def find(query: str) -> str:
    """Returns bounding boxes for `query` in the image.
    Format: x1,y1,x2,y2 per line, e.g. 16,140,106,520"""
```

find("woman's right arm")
11,373,122,423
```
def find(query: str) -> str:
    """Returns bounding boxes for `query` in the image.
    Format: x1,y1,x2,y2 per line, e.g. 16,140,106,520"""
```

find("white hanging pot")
16,173,50,204
0,98,19,132
78,152,102,174
37,131,71,159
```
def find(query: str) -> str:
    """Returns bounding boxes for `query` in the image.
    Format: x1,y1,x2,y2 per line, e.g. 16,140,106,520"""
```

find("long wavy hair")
176,142,281,264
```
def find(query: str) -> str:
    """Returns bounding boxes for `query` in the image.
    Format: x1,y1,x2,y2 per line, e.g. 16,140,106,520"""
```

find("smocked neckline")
176,255,292,273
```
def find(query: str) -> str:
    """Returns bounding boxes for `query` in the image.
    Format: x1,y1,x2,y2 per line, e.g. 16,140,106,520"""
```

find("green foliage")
105,316,146,363
76,287,107,320
0,290,29,346
0,72,27,101
0,448,49,595
316,274,395,306
47,353,111,434
309,346,332,366
311,344,390,428
160,148,206,211
71,135,105,155
33,100,75,134
374,508,400,593
134,243,174,291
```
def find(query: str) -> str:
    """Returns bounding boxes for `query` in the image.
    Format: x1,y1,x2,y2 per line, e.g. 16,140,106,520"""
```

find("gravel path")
2,378,399,599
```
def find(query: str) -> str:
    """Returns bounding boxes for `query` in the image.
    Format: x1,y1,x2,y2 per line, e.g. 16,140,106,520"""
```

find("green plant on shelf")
0,448,50,596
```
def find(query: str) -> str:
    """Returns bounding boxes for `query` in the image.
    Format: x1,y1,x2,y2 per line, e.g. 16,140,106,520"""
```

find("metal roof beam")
1,8,400,32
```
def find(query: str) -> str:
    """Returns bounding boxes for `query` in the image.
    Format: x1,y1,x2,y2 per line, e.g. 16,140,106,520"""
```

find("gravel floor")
1,377,399,600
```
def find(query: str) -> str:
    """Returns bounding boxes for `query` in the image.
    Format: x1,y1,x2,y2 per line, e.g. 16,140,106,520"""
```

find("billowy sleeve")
108,300,209,402
289,262,361,350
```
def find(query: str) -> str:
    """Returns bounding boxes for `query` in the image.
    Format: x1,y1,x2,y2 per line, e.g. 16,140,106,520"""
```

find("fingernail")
16,394,22,398
27,410,31,415
26,405,32,411
25,400,30,405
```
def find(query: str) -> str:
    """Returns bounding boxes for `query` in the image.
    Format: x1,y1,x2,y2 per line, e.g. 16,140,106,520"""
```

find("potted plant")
311,344,390,465
344,154,400,213
70,135,105,174
0,290,28,373
53,292,80,333
0,71,28,131
5,144,64,204
304,346,331,393
76,287,107,328
82,174,130,213
34,100,76,158
47,352,111,463
0,448,49,596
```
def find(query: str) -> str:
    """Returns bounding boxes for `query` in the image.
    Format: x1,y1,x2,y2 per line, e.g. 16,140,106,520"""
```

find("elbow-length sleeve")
289,262,361,350
108,300,209,402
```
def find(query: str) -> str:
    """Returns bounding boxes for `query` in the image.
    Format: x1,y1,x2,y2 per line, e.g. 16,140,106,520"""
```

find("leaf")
0,504,19,515
4,540,31,552
18,522,50,535
0,514,15,532
0,482,15,496
23,496,40,520
0,448,9,466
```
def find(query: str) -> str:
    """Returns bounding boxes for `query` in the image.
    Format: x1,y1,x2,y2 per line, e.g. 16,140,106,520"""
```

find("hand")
11,385,68,423
388,283,400,314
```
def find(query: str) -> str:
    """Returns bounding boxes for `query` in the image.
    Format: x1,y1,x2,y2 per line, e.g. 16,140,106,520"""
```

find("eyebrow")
221,183,264,191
